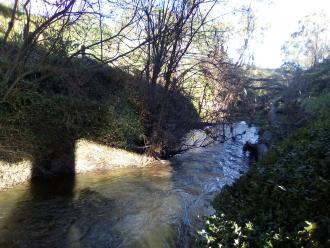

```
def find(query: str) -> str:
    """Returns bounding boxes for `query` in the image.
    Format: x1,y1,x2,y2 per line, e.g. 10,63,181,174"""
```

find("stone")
180,129,216,150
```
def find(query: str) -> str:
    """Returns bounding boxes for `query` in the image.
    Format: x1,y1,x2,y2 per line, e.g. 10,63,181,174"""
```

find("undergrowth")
199,63,330,247
0,45,199,165
199,112,330,247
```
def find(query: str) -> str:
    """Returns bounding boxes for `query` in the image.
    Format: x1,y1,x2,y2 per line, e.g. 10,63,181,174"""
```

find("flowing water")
0,122,258,248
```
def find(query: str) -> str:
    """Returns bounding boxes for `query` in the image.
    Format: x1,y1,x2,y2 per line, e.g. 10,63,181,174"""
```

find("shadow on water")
0,177,76,247
0,168,177,247
0,181,126,248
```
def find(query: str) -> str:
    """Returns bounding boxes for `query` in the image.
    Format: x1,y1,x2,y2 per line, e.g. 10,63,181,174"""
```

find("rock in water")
180,129,214,150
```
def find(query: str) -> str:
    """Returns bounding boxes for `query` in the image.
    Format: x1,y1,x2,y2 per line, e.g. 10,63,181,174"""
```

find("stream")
0,121,258,248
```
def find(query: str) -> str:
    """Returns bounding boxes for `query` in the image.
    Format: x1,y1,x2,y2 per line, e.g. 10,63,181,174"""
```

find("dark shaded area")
242,141,258,161
0,179,126,248
0,51,200,179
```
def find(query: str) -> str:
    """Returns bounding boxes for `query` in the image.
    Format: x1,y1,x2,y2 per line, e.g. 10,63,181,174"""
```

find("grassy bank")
199,62,330,247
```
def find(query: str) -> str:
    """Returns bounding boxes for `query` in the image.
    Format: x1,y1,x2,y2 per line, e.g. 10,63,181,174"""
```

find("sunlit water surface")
0,122,257,248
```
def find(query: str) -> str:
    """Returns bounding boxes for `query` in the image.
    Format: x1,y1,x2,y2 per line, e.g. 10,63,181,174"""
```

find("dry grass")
75,139,156,173
0,159,32,191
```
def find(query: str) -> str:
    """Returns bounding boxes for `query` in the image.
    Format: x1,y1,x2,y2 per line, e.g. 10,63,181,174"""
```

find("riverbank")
0,122,240,191
0,44,201,190
199,61,330,247
0,139,160,191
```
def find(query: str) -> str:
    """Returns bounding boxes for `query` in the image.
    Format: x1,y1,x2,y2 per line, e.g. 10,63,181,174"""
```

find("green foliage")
0,57,146,163
302,92,330,116
7,90,143,145
199,112,330,247
281,60,330,108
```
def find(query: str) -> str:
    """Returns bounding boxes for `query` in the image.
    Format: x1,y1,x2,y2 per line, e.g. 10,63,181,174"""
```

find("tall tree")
137,0,217,125
282,12,330,68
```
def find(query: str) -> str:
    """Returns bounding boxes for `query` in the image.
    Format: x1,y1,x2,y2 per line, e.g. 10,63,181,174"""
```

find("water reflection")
0,122,258,248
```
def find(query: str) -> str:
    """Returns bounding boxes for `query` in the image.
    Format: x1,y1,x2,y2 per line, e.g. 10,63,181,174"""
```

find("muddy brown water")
0,122,258,248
